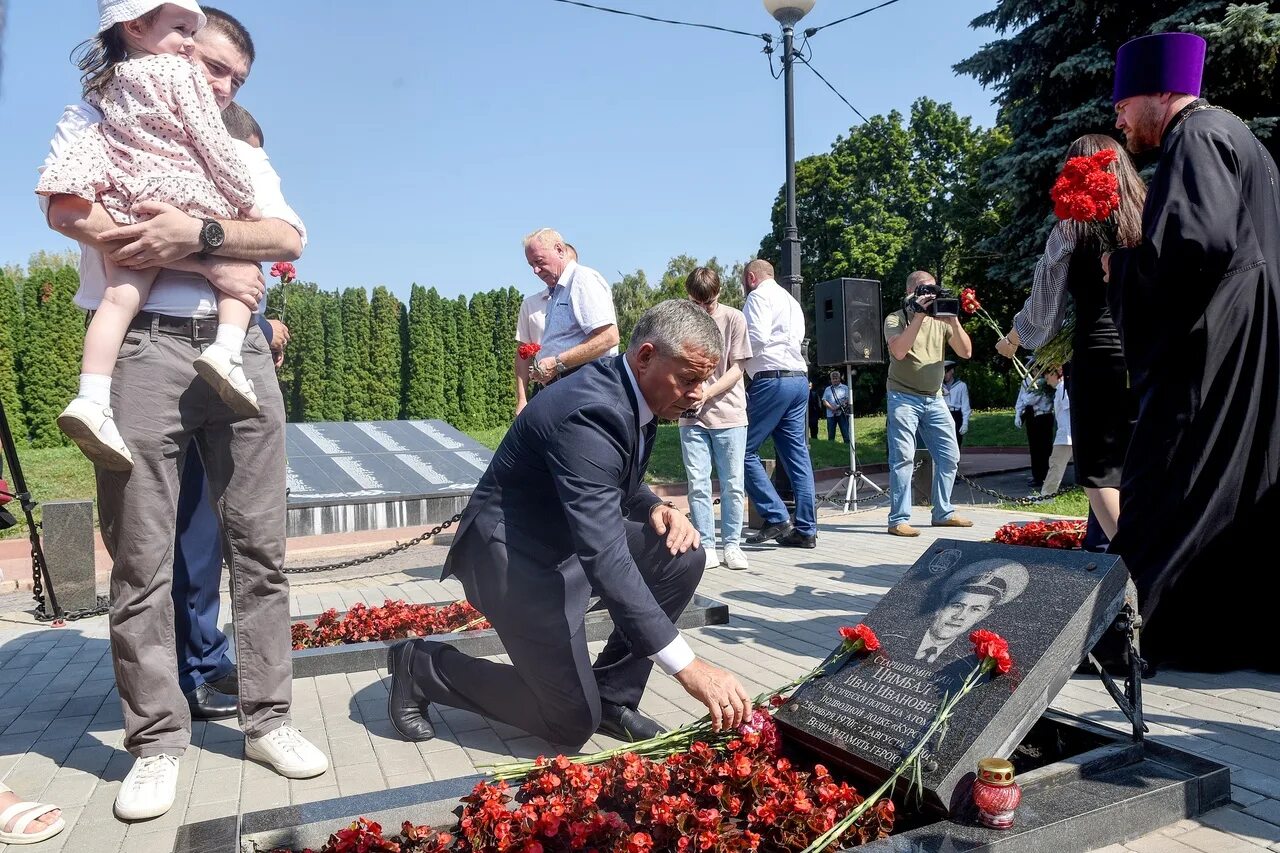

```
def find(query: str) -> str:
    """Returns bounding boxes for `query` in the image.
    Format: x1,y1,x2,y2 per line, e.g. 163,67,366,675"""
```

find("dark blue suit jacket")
444,355,675,657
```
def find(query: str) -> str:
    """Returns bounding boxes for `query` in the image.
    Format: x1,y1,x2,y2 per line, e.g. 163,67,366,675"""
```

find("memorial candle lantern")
972,757,1021,829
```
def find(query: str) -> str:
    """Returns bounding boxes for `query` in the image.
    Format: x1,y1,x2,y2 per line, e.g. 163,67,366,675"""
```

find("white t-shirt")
38,101,308,318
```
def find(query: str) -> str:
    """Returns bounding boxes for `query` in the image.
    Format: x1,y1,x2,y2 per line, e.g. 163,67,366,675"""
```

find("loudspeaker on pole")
814,278,884,367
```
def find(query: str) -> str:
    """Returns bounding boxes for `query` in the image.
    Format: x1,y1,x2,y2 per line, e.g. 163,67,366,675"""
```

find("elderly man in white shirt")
523,228,619,385
38,7,326,822
514,243,578,415
740,259,818,548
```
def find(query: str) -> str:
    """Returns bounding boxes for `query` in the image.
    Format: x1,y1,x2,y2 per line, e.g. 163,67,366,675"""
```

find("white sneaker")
194,344,260,416
57,397,133,470
114,754,179,820
245,725,328,779
723,545,750,571
703,547,720,570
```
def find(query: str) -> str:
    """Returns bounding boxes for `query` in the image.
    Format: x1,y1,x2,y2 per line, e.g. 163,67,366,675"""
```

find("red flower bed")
272,712,893,853
291,599,490,650
992,520,1086,550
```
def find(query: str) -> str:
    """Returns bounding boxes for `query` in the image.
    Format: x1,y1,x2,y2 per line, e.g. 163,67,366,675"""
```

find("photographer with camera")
821,370,852,444
882,270,974,537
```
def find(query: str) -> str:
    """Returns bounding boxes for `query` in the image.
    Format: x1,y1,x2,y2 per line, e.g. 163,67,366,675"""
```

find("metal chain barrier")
283,512,464,575
26,487,722,615
955,471,1083,506
284,495,721,576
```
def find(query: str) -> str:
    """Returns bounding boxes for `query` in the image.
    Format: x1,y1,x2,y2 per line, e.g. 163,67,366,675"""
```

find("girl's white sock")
214,324,246,352
78,373,112,407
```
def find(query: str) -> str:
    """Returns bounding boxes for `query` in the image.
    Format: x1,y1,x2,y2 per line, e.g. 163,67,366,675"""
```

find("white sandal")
0,792,66,845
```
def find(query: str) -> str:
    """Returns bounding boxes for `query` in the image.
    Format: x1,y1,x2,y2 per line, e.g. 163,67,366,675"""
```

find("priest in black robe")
1107,33,1280,672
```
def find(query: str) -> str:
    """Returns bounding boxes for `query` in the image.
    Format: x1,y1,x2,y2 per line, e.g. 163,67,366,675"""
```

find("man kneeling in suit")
387,300,752,747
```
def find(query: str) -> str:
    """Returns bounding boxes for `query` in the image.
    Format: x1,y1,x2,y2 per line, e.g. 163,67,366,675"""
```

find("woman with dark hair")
996,134,1146,540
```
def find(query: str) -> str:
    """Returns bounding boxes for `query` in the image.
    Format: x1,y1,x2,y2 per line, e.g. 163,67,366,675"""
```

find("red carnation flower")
518,342,542,361
838,623,880,651
269,261,296,282
970,629,1013,674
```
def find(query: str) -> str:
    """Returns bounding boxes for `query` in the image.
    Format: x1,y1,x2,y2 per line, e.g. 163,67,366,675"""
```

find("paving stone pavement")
1,501,1277,852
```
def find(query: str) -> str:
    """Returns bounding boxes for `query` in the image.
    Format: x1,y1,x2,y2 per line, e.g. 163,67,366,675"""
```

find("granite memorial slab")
777,538,1131,814
40,499,99,613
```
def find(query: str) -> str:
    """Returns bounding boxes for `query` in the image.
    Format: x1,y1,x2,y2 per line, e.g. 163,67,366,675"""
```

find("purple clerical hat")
1113,32,1207,103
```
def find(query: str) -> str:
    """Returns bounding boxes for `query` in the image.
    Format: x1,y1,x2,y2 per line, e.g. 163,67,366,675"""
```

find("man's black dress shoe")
596,702,667,742
386,640,436,741
186,681,239,720
745,520,793,545
778,530,817,549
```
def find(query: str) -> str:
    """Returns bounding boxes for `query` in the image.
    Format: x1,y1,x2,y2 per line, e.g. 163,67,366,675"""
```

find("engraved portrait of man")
915,558,1029,664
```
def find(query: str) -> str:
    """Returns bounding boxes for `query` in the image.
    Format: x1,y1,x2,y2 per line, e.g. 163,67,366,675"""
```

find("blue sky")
1,0,1000,303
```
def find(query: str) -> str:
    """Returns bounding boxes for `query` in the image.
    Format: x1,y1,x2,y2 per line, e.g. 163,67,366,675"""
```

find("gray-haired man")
388,301,751,748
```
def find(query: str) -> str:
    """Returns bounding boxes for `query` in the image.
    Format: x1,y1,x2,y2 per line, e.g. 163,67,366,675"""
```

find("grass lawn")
1,447,98,539
1,409,1033,538
1000,489,1091,518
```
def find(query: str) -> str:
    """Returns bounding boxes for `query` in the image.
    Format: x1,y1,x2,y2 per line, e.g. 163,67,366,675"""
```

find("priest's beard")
1122,99,1166,154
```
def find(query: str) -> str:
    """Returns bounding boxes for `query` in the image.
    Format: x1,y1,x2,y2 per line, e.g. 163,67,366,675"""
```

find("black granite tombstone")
776,538,1130,815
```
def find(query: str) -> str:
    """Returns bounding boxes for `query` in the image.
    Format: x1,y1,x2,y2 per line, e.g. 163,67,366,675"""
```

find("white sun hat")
98,0,207,35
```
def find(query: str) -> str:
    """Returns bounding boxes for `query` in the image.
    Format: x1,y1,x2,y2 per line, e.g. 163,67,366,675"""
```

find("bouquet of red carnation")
1051,149,1120,231
1035,150,1122,374
517,342,541,361
961,288,1030,380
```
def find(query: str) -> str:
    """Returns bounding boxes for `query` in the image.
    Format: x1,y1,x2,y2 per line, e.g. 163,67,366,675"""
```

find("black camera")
904,283,960,318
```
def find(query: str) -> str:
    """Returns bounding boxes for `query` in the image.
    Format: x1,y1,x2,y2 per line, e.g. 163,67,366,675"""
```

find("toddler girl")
38,0,260,470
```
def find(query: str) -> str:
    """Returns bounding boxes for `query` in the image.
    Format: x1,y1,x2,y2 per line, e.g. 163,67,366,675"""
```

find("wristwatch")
554,356,567,377
198,218,225,254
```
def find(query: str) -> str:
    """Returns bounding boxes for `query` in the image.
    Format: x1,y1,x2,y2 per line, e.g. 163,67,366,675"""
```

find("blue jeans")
887,389,960,527
679,425,747,549
744,375,816,536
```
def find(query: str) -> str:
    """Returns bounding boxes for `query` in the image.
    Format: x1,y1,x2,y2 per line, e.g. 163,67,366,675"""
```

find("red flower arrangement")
1050,149,1120,224
992,520,1086,550
274,727,893,852
290,599,490,650
518,342,542,361
270,261,297,284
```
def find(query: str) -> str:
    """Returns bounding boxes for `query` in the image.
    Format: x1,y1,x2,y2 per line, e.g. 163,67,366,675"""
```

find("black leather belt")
130,311,220,341
750,369,806,380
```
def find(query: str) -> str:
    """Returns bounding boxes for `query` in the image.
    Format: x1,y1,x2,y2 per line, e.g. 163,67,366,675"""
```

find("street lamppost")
763,0,815,304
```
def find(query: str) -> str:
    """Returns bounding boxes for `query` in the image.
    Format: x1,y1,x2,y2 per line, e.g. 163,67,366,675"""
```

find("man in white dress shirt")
39,7,326,822
740,259,818,548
